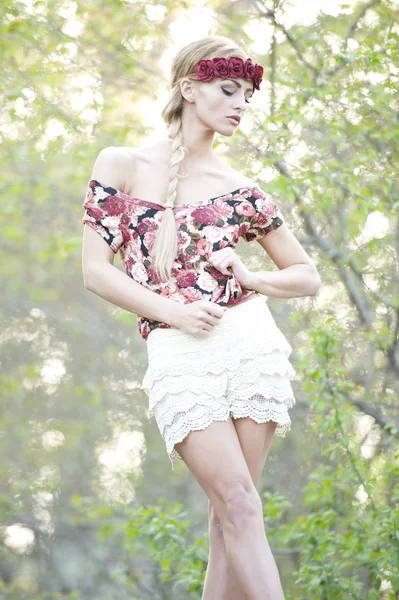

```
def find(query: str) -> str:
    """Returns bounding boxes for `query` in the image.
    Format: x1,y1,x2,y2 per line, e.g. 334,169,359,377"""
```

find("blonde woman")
82,35,320,600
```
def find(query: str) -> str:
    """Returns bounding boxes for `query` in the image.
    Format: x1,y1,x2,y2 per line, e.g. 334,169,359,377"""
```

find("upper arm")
256,223,318,272
241,187,318,273
81,147,134,277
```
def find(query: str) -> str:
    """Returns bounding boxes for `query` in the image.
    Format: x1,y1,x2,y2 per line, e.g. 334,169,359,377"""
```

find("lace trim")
150,375,295,421
142,340,295,393
157,395,293,469
147,370,295,417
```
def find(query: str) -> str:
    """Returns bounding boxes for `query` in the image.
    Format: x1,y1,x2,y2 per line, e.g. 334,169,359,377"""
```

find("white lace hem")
156,395,293,470
143,348,296,414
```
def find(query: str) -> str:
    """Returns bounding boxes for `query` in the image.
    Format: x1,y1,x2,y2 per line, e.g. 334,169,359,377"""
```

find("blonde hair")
151,35,250,282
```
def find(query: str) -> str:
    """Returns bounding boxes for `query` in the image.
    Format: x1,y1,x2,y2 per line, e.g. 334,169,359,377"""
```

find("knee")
222,485,262,529
209,500,223,533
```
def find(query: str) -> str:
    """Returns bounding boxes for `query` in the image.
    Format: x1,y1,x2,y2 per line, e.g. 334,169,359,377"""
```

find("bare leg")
174,416,284,599
212,487,284,599
202,499,245,600
201,418,281,600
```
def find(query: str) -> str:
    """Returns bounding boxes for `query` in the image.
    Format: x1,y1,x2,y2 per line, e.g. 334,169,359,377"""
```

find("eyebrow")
224,79,253,93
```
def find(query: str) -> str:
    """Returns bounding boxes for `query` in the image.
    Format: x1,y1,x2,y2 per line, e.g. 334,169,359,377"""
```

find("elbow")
83,260,111,291
82,265,101,291
303,264,321,296
310,273,322,296
83,271,95,291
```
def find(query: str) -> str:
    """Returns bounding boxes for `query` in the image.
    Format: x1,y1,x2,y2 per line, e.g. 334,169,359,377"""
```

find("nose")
233,93,247,112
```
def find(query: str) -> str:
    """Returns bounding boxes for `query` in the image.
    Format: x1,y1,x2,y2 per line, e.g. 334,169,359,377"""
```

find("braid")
151,110,188,282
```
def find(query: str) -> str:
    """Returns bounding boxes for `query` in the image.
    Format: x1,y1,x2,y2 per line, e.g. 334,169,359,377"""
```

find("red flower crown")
194,56,264,91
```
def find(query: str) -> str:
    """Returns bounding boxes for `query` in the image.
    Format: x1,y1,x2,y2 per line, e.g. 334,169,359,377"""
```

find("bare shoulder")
90,146,137,191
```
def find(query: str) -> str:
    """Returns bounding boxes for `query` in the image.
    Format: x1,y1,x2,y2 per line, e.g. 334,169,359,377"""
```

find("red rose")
212,57,229,78
228,56,245,79
245,59,256,81
253,64,264,90
195,59,214,82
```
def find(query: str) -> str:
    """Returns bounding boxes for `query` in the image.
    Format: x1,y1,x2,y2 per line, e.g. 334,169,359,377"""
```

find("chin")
214,125,236,137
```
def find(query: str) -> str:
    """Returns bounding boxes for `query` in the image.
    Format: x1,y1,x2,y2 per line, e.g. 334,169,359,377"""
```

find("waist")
146,292,272,345
225,291,260,309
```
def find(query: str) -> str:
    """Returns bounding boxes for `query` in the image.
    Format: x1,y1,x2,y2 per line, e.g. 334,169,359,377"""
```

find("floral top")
82,179,285,341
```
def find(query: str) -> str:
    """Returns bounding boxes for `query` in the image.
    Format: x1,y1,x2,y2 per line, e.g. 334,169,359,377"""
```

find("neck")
161,115,219,173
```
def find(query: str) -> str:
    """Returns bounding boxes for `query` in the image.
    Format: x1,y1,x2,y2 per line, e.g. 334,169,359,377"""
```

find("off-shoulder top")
82,179,285,341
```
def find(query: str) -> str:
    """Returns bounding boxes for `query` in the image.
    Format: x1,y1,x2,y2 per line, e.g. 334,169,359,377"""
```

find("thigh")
232,417,278,488
173,416,259,518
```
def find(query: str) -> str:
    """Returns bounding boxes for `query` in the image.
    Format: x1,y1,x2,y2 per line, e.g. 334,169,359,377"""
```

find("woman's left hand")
208,247,255,290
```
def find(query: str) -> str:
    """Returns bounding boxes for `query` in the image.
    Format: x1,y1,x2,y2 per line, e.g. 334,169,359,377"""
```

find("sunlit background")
1,0,398,597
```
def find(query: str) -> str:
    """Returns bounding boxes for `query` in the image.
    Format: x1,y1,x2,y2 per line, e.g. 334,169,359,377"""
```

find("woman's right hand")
171,300,228,336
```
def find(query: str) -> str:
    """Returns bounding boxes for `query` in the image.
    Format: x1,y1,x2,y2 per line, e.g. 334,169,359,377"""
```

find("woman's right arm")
82,147,182,327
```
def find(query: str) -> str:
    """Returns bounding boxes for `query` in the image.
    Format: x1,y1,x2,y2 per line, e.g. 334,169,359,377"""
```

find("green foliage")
1,0,398,598
263,319,399,599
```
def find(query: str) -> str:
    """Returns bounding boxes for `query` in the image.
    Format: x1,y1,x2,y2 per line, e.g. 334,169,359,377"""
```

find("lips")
227,115,240,124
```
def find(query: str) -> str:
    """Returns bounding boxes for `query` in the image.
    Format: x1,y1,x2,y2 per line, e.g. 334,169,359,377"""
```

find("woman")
82,35,320,600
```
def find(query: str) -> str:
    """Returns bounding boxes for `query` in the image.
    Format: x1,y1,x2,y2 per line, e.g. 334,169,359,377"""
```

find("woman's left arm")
209,223,321,299
247,223,321,298
249,263,320,298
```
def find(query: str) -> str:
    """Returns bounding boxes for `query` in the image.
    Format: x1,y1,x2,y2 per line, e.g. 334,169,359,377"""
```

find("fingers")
200,312,223,328
204,302,227,319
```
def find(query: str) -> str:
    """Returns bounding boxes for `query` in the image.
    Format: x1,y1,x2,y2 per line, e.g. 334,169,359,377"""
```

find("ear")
180,78,196,103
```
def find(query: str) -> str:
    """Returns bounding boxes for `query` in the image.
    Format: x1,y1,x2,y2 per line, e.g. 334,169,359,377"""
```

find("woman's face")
186,76,254,135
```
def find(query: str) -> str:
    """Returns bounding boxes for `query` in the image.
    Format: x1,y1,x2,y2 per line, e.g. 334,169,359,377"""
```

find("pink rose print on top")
197,270,218,293
237,223,248,237
192,205,221,225
196,238,213,256
146,263,162,284
256,199,278,227
251,187,265,199
235,201,257,217
179,286,204,301
86,205,104,221
130,262,149,284
105,196,125,216
213,199,234,219
143,229,158,253
176,269,197,288
137,217,157,236
82,179,284,341
119,214,131,241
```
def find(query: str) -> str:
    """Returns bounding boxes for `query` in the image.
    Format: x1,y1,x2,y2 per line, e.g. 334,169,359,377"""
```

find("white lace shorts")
140,293,296,470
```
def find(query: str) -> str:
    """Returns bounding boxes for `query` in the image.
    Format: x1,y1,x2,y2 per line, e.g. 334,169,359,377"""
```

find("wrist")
162,298,182,328
248,270,261,292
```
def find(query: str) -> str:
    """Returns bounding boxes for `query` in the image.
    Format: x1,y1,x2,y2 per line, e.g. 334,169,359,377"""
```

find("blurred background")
1,0,398,598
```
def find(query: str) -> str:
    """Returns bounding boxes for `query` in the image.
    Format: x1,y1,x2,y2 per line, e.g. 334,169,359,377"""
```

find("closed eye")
222,88,251,104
